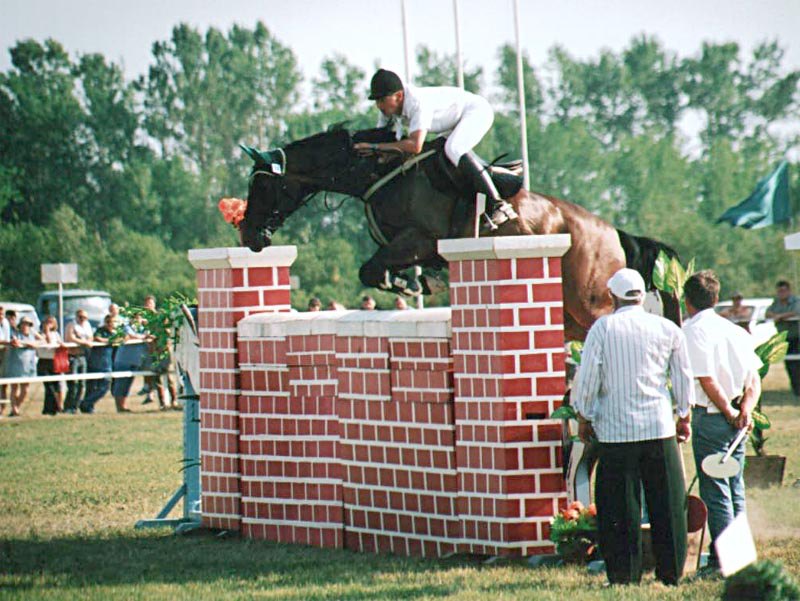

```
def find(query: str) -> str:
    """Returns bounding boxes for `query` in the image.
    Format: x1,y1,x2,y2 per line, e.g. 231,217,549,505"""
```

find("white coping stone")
437,235,571,261
238,307,452,339
785,232,800,251
188,246,298,270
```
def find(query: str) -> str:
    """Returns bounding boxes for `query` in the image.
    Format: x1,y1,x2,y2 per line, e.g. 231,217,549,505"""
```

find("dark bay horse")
239,126,679,341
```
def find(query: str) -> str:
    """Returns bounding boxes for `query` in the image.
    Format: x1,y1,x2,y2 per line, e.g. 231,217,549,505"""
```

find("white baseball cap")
607,268,646,299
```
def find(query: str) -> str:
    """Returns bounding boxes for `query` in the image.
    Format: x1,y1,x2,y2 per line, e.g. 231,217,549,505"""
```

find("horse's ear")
240,144,260,162
327,120,351,132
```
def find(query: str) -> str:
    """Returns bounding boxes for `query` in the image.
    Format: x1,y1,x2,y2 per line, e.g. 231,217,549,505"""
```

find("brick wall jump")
190,235,571,557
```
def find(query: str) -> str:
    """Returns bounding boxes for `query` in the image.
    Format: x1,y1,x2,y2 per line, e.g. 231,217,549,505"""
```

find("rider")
353,68,518,229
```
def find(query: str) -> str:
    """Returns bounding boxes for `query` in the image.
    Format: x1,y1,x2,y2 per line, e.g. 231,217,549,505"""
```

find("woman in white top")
38,316,65,415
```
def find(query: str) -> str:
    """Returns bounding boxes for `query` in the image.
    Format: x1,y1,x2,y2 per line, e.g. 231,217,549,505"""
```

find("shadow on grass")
0,529,484,599
760,389,798,407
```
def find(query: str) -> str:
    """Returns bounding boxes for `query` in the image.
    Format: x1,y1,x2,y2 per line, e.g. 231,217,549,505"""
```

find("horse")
238,125,679,341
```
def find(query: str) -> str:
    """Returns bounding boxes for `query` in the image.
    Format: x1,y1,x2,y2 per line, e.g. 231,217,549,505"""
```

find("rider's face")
376,91,403,117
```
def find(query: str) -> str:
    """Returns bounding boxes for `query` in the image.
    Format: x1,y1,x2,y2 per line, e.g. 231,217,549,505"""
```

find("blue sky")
3,0,799,86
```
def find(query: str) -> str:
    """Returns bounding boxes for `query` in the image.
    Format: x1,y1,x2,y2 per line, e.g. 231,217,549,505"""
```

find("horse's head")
239,127,354,251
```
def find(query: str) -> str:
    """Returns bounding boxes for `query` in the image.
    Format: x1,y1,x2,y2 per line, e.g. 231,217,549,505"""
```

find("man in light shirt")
353,68,518,230
572,268,694,587
63,309,94,414
683,271,762,577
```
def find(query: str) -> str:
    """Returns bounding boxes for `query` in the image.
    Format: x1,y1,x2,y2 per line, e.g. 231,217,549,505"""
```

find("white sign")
715,513,758,576
41,263,78,284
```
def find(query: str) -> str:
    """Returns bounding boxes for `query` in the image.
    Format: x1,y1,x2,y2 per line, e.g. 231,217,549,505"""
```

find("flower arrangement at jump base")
218,197,247,227
549,501,599,563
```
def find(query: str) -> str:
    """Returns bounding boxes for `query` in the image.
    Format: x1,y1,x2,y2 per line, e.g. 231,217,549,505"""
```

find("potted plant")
549,501,599,564
742,331,789,487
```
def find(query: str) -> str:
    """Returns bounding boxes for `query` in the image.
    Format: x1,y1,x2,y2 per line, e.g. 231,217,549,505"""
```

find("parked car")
0,301,40,331
36,290,112,329
714,297,777,346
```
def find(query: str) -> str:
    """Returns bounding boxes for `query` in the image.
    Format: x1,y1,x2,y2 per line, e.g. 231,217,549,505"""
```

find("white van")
0,302,41,331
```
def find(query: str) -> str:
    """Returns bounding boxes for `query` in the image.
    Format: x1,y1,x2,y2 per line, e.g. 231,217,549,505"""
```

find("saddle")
421,138,525,200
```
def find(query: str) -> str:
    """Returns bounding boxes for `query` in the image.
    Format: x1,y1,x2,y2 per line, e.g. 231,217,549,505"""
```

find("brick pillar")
237,314,343,548
438,235,571,557
188,246,296,530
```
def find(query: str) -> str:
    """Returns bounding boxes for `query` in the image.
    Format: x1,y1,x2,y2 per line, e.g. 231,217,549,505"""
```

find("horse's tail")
616,229,682,326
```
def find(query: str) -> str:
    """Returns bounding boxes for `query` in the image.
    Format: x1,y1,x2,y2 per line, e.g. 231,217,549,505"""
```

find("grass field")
1,374,798,600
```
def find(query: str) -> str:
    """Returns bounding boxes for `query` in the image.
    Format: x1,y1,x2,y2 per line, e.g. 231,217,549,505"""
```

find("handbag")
53,346,70,374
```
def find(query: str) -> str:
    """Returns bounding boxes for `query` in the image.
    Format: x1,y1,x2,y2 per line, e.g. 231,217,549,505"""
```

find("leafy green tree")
414,45,482,93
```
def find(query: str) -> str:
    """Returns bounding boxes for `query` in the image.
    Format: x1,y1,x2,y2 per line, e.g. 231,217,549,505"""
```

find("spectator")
38,316,65,415
394,296,408,310
3,317,43,416
360,295,376,310
111,312,148,413
326,300,346,311
140,296,178,410
80,314,117,414
308,297,322,312
571,268,694,587
138,296,157,403
718,293,753,331
2,310,19,413
63,309,94,414
0,305,9,415
683,271,762,578
766,280,800,397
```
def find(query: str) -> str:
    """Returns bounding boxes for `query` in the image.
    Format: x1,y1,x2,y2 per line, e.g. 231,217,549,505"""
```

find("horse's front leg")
359,228,438,296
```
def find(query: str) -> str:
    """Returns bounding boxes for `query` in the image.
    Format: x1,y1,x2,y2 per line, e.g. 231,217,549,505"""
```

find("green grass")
0,376,798,600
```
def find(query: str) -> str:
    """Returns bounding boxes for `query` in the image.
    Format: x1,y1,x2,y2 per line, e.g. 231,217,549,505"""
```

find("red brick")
248,267,275,287
498,284,528,304
532,282,563,302
522,447,552,469
518,307,547,326
500,331,529,351
547,257,562,277
233,290,259,307
502,377,532,397
539,473,566,493
533,329,563,350
517,258,545,279
263,289,290,306
536,376,565,397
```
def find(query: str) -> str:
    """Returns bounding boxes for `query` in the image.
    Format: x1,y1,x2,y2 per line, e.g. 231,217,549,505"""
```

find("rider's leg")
456,152,518,229
445,102,518,229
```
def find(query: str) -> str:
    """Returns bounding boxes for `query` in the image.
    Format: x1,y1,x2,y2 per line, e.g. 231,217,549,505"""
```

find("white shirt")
66,320,93,343
377,84,483,138
0,317,9,342
683,308,763,413
571,305,695,443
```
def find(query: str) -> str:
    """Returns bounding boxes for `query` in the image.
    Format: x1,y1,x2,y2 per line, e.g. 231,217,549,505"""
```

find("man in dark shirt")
766,280,800,397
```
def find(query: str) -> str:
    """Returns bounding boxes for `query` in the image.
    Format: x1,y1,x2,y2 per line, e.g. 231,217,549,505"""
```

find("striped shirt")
571,305,695,443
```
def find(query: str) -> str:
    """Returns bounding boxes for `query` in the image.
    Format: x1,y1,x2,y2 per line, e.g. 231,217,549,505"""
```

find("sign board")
41,263,78,284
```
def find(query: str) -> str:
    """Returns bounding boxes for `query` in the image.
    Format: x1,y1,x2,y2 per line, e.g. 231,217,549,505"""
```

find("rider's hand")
353,142,377,156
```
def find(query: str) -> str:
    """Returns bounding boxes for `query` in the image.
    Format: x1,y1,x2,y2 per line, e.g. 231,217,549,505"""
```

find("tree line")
0,21,798,309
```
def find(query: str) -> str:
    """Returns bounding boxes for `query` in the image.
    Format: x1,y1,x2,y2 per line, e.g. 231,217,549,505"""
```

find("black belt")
693,395,743,413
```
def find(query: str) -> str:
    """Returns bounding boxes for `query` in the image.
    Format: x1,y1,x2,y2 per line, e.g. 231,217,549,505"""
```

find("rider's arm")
358,129,427,156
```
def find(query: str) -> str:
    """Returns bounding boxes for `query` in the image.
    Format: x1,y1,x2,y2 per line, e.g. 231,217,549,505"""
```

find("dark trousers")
785,337,800,396
595,437,687,585
38,359,60,415
64,355,87,411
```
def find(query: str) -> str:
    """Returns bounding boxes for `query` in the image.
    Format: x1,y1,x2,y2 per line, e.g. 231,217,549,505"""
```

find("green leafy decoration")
550,405,578,420
121,293,197,366
568,340,584,366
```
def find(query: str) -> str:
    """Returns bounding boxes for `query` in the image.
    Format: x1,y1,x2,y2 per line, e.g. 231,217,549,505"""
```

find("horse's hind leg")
359,228,438,296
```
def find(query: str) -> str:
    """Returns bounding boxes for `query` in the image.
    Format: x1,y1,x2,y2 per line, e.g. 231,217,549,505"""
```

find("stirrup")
486,201,518,228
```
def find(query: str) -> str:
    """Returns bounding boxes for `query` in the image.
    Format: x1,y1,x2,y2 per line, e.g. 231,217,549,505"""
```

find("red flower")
568,501,585,513
218,197,247,227
560,508,580,521
587,503,597,517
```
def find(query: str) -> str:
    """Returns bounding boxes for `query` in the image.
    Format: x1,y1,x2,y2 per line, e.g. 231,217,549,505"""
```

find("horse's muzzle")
240,224,273,252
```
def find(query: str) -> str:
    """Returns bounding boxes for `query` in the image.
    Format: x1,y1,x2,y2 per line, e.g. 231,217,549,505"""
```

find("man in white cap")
572,267,695,587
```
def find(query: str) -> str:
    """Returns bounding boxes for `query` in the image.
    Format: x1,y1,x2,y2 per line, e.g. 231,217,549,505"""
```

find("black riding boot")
457,152,518,230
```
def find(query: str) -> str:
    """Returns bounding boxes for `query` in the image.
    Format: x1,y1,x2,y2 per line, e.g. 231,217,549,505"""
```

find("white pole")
401,0,412,83
453,0,464,89
58,282,64,334
401,0,423,308
513,0,531,190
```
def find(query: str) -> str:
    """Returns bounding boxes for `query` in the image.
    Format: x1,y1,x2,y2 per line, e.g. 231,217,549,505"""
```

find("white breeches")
443,96,494,165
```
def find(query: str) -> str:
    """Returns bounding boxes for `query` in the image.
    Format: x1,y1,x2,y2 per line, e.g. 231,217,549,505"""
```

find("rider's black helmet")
368,69,404,100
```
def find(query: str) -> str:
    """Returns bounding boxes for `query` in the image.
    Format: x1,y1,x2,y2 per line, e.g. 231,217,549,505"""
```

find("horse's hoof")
422,275,447,295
